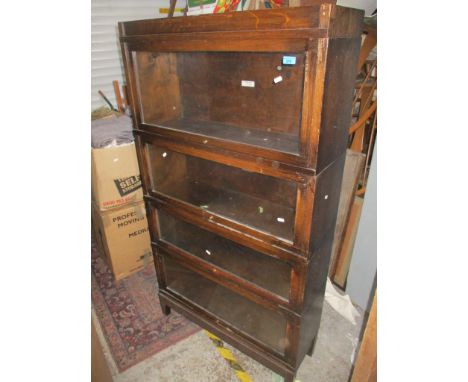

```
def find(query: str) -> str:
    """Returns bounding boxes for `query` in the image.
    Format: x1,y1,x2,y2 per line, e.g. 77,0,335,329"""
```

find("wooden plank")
350,293,377,382
357,26,377,73
332,195,364,288
352,60,376,107
350,88,374,152
360,79,377,113
349,101,377,135
120,6,323,36
113,80,124,113
356,187,366,196
122,84,128,109
329,150,365,276
168,0,177,18
362,113,377,186
123,33,312,52
289,0,336,7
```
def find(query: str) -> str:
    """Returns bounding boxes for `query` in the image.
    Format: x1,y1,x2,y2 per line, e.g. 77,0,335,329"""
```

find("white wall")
91,0,184,111
346,142,377,311
337,0,376,16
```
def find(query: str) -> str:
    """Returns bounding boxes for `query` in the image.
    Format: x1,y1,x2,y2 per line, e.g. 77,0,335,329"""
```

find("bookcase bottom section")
158,290,298,382
163,255,288,355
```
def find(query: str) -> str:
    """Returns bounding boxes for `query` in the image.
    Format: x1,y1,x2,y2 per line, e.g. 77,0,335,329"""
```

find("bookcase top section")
119,5,363,39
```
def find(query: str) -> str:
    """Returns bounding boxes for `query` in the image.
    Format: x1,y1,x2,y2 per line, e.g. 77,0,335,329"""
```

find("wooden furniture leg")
161,302,171,316
284,371,296,382
307,336,317,356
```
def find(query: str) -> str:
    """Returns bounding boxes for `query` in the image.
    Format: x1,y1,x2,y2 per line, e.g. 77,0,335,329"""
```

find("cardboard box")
91,142,143,211
92,201,152,281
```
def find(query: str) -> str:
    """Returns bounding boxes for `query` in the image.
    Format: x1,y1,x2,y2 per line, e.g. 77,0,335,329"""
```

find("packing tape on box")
140,250,153,267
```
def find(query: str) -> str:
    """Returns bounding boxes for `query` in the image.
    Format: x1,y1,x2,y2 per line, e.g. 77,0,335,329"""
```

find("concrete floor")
93,287,364,382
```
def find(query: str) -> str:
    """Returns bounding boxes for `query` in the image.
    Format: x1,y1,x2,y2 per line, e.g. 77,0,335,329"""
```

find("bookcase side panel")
316,37,362,172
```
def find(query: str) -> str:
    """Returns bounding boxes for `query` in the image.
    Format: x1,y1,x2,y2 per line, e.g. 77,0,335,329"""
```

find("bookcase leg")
283,372,296,382
161,302,171,316
307,337,317,357
273,370,296,382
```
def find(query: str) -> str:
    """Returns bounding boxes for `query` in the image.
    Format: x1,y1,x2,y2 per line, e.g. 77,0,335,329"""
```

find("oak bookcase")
119,4,363,380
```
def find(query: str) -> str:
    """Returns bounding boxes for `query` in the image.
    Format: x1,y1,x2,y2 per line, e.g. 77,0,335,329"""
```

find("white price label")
241,80,255,88
273,75,283,84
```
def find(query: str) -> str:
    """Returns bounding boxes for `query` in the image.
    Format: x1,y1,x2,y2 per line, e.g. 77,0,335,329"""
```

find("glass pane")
163,254,289,354
147,145,297,241
134,51,305,154
158,210,291,300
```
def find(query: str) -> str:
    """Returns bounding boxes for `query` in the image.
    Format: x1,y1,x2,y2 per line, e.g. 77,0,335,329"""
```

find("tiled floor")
93,287,364,382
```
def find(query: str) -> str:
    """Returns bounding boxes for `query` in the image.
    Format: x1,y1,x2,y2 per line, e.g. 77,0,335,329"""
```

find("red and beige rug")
91,239,200,372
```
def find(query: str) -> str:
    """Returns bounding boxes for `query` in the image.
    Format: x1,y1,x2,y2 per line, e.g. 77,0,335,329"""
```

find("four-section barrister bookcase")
119,4,363,381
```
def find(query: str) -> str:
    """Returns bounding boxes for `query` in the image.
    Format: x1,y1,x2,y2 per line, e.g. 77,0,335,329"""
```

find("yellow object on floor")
159,7,186,13
204,330,253,382
205,330,302,382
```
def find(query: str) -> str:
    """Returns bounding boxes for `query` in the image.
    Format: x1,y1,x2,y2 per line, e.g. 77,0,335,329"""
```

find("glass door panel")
134,51,306,155
146,145,297,241
158,209,291,300
163,253,289,355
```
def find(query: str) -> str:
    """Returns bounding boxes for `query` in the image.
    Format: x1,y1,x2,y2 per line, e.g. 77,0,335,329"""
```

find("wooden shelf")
153,119,300,155
162,180,295,240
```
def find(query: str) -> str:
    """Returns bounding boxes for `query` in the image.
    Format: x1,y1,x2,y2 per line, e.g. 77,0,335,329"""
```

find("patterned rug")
91,238,200,372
